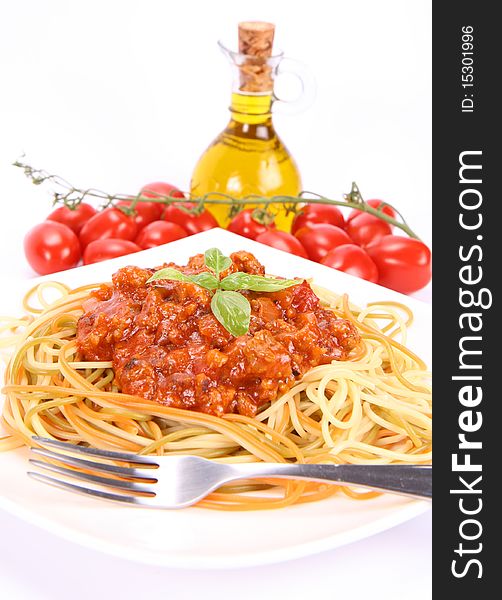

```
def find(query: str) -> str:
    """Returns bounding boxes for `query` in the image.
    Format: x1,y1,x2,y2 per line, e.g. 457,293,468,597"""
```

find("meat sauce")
76,251,361,417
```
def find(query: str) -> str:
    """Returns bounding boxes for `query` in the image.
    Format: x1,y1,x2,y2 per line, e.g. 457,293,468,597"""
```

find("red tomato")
115,200,164,232
24,220,81,275
117,182,184,231
255,230,308,258
83,239,142,265
79,208,138,249
135,221,188,249
366,235,432,294
140,181,184,200
163,203,217,235
347,199,397,223
228,209,276,240
321,244,379,283
294,224,352,263
345,213,392,247
291,204,345,234
47,203,97,235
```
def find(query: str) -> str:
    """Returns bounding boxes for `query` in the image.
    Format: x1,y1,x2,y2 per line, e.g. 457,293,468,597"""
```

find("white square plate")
0,229,431,568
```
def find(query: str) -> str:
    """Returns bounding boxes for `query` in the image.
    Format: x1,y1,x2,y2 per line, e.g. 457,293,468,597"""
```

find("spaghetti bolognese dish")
0,249,432,510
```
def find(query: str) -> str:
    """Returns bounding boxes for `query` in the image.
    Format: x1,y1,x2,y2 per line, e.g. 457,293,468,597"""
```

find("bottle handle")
273,57,316,115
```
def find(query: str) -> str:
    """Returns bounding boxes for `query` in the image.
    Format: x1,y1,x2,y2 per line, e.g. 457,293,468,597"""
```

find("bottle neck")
230,92,273,125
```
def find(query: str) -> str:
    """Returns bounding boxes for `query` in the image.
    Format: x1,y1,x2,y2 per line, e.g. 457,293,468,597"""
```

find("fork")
28,436,432,508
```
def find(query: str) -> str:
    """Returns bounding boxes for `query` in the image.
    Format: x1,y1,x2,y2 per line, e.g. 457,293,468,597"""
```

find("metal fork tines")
28,436,432,509
29,438,160,506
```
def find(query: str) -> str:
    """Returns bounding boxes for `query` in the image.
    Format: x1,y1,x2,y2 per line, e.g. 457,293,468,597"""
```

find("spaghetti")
0,273,431,510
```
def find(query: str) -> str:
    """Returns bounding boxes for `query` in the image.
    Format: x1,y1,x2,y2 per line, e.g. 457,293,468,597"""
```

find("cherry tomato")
255,230,308,259
294,224,352,263
83,239,142,265
321,244,379,283
135,221,188,249
47,203,97,235
366,235,432,294
291,204,345,234
24,220,81,275
163,203,218,235
347,199,397,223
118,182,184,231
345,213,392,248
115,200,164,232
135,181,185,231
228,209,276,240
79,208,138,249
140,181,184,200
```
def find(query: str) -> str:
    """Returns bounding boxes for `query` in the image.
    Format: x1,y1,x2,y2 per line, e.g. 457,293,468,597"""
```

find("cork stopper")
237,21,275,93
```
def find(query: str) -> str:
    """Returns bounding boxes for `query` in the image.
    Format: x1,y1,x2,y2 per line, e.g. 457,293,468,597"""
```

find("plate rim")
0,492,430,568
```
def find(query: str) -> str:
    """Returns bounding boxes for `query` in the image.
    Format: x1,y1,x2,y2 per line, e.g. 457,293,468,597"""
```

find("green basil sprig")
146,248,300,337
204,247,232,277
219,272,300,292
211,290,251,337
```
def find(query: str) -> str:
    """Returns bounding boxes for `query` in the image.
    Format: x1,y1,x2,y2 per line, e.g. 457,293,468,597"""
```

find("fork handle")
226,464,432,500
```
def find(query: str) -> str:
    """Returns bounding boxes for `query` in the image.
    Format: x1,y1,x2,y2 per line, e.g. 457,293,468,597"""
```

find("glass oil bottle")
190,22,314,230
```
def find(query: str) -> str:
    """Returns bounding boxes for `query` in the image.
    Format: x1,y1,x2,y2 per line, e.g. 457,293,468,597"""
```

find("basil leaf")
204,248,232,277
189,272,219,290
218,272,253,291
220,272,301,292
248,277,301,292
210,290,251,337
146,268,194,284
147,268,220,291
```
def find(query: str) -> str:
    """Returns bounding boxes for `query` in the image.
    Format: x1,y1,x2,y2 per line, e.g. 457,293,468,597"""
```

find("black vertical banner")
434,2,496,596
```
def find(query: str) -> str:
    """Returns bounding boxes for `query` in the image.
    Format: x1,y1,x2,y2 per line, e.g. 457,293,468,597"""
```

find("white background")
0,1,431,597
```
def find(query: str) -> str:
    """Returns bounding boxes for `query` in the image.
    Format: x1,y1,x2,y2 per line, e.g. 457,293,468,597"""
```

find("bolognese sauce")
77,251,361,416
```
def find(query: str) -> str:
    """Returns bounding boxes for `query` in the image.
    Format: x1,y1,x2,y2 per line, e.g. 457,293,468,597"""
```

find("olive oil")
190,93,301,229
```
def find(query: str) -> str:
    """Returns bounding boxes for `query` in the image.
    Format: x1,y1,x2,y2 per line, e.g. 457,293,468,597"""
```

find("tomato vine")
13,160,422,241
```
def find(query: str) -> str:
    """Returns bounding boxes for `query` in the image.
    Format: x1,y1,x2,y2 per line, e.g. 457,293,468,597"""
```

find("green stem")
13,160,422,241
